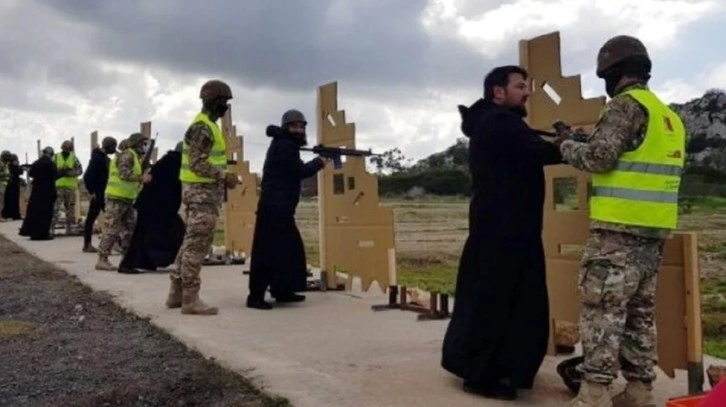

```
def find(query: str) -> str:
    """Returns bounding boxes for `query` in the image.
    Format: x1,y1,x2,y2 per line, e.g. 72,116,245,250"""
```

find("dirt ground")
0,236,288,407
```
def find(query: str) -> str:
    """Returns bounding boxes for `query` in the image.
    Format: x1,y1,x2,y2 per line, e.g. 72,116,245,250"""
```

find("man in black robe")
82,136,117,252
19,147,58,240
441,65,565,400
118,144,185,273
246,109,326,310
2,153,23,220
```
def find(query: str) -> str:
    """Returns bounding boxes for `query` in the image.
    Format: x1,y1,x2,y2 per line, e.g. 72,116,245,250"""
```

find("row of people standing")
14,79,326,317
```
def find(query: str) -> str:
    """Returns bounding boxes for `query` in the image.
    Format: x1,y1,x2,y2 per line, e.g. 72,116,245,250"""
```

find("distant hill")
376,89,726,197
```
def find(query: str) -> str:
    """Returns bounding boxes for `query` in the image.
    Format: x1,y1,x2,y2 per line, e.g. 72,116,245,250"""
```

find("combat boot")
181,287,218,315
95,256,116,271
82,243,98,253
612,380,655,407
165,279,183,309
569,381,612,407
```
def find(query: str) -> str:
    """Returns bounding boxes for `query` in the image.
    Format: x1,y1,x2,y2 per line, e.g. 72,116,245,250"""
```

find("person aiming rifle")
246,109,327,310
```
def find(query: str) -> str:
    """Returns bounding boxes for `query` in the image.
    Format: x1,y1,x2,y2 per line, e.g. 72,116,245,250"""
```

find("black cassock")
2,162,22,220
247,125,325,300
441,99,563,389
119,150,185,271
19,156,57,240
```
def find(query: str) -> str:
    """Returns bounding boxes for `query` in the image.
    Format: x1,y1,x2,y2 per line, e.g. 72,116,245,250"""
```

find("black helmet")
101,136,117,151
281,109,307,127
200,79,233,101
596,35,651,78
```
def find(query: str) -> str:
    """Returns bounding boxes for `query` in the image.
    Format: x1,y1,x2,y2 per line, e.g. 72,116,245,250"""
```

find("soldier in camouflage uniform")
95,133,152,271
166,79,238,316
0,150,11,221
556,36,686,407
51,140,83,234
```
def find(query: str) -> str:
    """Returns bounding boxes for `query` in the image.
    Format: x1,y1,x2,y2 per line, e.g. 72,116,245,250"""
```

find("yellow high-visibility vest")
179,112,227,184
105,149,142,200
590,88,686,230
54,153,78,189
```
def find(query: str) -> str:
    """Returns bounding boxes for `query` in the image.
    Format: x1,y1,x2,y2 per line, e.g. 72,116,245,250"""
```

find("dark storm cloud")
38,0,498,93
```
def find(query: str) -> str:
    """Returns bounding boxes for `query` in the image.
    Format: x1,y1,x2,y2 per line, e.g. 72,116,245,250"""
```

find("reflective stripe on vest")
179,112,227,184
54,153,78,189
105,149,142,200
590,88,686,230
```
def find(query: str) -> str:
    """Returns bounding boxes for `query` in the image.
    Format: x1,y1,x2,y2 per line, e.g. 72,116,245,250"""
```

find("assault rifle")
141,132,158,171
533,123,588,143
300,145,379,170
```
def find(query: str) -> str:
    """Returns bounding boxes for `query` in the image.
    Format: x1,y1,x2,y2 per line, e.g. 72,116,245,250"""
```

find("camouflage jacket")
559,83,670,240
182,119,224,206
117,149,141,182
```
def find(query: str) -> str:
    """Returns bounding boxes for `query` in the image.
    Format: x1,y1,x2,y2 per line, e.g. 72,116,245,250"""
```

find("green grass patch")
685,196,726,213
398,266,457,295
705,338,726,359
213,229,224,246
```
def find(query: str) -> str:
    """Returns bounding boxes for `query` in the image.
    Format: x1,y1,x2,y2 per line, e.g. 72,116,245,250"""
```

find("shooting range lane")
0,222,710,407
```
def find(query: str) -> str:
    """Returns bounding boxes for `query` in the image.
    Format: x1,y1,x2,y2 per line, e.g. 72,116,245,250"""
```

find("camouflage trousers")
52,187,77,229
576,229,666,385
172,202,219,290
98,198,136,257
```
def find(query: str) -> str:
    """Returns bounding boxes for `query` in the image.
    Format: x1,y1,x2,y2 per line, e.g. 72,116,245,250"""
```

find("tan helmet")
200,79,233,101
61,140,73,152
126,132,146,149
596,35,650,78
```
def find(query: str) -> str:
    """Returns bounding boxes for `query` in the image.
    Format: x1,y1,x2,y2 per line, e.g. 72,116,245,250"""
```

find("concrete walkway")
0,221,711,407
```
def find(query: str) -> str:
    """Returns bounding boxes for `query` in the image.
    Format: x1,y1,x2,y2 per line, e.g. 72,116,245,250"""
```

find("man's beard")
510,104,528,117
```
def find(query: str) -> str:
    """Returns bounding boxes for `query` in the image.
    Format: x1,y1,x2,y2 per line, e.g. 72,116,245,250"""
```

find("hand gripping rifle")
300,144,379,170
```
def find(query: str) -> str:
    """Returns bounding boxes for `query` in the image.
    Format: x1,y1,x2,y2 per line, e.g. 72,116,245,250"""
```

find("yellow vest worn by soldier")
54,153,78,189
106,149,142,201
590,88,686,230
179,112,227,183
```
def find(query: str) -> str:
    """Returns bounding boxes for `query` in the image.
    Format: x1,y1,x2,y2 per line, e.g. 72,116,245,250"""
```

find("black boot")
463,379,517,401
246,296,273,310
274,293,305,303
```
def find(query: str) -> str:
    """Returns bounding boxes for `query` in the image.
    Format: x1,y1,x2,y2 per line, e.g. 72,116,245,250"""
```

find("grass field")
215,194,726,358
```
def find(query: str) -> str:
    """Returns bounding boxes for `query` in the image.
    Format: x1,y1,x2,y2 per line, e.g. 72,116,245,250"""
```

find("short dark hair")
483,65,529,100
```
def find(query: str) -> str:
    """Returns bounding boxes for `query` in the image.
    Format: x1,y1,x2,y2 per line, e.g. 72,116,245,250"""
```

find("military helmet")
200,79,233,101
1,150,11,161
118,139,129,151
61,140,73,152
42,146,54,156
596,35,650,78
281,109,307,127
101,136,117,150
126,132,146,148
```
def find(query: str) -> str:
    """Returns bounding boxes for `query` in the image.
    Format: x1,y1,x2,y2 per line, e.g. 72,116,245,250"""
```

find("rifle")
141,132,158,171
300,145,379,170
534,122,589,143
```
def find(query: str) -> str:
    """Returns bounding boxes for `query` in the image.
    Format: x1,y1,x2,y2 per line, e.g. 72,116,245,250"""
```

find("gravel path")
0,236,289,407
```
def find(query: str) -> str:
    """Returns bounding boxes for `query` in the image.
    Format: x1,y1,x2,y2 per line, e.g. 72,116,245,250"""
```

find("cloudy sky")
1,0,724,172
